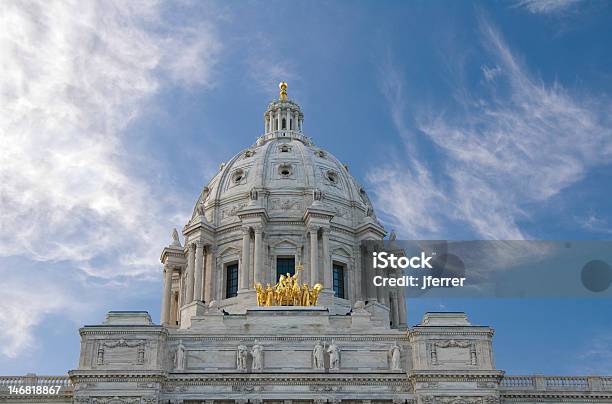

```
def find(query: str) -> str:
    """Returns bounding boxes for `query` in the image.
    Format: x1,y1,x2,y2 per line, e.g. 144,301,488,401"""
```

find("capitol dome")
190,92,375,229
161,83,404,329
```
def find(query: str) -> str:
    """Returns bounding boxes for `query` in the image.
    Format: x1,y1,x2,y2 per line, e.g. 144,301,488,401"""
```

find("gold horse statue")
255,263,323,307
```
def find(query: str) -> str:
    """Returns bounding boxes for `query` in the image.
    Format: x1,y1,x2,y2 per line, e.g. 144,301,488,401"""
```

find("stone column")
322,228,331,289
186,244,195,303
390,291,400,328
204,245,215,302
240,227,251,290
365,245,378,302
170,291,178,325
397,286,407,329
286,109,290,130
253,227,263,285
161,265,173,324
309,227,319,285
194,240,204,301
268,113,272,132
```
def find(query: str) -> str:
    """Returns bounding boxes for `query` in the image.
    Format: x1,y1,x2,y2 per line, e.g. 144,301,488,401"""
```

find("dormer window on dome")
326,170,339,184
278,163,293,178
231,168,247,185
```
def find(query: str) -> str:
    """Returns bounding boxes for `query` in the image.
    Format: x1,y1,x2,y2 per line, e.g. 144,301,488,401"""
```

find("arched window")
282,118,287,129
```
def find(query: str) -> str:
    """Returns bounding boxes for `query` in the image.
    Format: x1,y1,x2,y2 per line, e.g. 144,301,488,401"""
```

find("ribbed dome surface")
190,132,376,228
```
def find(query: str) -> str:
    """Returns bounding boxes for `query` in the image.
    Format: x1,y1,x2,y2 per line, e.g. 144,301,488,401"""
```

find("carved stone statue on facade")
388,343,402,371
249,187,258,201
470,345,477,365
312,188,323,203
196,201,206,217
175,340,186,370
251,340,264,371
236,344,248,371
171,228,181,247
313,340,325,370
327,339,340,371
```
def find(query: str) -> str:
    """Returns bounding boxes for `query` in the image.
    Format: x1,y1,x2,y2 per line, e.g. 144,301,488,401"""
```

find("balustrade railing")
501,376,609,392
0,374,72,391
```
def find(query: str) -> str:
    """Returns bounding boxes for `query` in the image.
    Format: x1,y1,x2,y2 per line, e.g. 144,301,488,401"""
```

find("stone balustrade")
0,374,73,389
501,375,612,392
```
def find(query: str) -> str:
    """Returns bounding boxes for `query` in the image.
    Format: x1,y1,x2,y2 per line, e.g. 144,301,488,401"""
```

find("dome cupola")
258,82,307,146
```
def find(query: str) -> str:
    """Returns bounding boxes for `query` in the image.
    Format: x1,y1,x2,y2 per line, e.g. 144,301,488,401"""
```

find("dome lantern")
262,81,304,141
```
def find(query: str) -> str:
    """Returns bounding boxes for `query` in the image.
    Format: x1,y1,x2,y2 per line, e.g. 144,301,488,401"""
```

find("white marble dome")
190,101,377,229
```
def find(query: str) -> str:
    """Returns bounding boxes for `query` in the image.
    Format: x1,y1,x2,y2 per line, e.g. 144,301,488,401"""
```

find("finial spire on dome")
279,81,288,101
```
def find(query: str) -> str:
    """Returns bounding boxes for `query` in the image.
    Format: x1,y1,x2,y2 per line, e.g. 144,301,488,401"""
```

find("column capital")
308,226,319,234
241,226,251,235
253,225,263,234
195,239,204,248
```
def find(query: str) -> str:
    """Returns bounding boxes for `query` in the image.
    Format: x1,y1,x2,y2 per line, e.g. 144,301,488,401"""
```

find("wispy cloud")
244,33,299,93
579,213,612,235
513,0,584,15
366,56,449,239
0,0,223,357
574,334,612,374
369,18,612,240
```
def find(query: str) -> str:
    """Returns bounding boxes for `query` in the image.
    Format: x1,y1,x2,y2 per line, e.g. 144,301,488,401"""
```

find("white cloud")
0,0,222,358
579,213,612,234
245,33,299,93
481,65,502,82
369,19,612,240
575,334,612,374
514,0,583,15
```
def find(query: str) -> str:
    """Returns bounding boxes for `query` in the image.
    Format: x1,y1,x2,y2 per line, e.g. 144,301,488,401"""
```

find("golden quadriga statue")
255,269,323,307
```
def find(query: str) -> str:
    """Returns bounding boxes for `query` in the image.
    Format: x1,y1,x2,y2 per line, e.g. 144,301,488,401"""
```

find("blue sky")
1,0,611,375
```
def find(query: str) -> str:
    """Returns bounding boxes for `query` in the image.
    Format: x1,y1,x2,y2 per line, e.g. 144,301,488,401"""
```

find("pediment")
218,246,241,257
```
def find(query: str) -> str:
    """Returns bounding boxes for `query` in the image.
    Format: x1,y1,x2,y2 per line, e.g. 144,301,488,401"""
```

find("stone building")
1,83,611,404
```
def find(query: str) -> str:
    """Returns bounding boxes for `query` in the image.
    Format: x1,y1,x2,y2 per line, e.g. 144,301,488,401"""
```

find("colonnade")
162,229,407,330
238,225,332,291
265,107,303,133
161,240,214,325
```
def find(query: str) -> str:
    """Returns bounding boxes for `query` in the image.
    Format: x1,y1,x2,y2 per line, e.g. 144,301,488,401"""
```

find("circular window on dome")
278,164,293,178
315,150,326,158
232,168,246,185
326,170,338,184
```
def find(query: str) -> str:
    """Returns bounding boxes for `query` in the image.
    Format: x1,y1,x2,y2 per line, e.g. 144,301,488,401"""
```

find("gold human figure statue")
292,280,302,305
302,284,311,306
255,283,265,306
284,272,293,304
265,283,275,307
276,275,286,305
